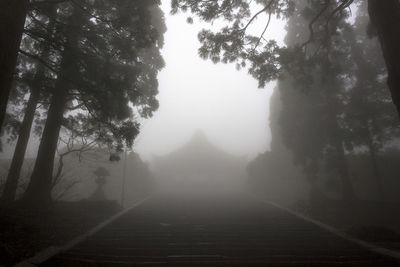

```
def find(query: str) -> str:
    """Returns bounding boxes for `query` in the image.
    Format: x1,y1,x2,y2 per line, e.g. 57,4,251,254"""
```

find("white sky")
134,1,287,161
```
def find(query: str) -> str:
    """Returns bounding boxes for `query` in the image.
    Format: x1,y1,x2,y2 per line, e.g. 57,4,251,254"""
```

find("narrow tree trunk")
335,138,356,201
325,88,356,200
325,87,356,201
368,0,400,118
52,152,65,188
367,143,384,200
0,0,29,131
1,88,40,202
365,124,384,200
327,95,356,200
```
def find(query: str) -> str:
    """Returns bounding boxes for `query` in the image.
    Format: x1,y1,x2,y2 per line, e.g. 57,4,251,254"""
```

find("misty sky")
0,1,286,161
135,1,286,161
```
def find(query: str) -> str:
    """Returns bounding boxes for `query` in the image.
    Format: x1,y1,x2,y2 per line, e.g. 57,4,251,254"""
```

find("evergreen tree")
1,4,57,202
342,2,399,199
0,0,30,133
247,1,399,201
18,0,165,207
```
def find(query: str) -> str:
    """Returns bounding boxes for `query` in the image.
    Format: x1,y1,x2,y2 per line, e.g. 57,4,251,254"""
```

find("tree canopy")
1,0,166,206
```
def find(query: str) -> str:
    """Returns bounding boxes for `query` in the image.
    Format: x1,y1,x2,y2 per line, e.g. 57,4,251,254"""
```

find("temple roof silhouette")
152,130,246,182
154,130,238,162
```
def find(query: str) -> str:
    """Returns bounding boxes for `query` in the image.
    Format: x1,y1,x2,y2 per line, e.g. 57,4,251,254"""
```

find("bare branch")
18,49,58,74
254,9,272,50
301,0,331,49
243,0,275,32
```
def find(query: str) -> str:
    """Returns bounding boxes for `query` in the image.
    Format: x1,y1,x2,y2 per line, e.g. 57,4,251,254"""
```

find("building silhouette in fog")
152,130,247,189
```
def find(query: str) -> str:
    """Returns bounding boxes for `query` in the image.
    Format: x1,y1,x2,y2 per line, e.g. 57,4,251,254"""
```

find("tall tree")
367,0,400,118
1,5,57,202
342,1,399,199
249,0,357,200
0,0,30,133
21,0,165,207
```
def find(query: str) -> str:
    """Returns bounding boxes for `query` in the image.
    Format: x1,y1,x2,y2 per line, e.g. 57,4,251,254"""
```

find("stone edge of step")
14,195,153,267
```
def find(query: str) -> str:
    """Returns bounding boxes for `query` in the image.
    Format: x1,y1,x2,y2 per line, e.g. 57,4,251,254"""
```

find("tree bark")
0,0,29,132
1,88,39,202
368,0,400,118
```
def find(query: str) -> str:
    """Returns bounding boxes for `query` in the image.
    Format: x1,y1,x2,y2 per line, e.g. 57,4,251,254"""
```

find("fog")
134,1,286,161
0,0,291,202
2,0,400,265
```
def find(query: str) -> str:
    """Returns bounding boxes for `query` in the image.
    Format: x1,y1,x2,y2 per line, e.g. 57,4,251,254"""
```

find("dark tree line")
1,0,165,208
275,0,398,201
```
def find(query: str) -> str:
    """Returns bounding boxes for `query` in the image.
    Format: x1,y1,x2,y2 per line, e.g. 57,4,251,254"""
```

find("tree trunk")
21,84,69,207
1,4,59,202
0,0,29,132
21,7,81,208
325,83,356,201
365,124,384,200
1,88,39,202
338,148,356,201
325,88,356,201
333,135,356,201
368,0,400,118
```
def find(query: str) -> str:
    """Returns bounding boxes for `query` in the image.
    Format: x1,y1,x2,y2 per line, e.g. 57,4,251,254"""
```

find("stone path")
41,191,399,266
